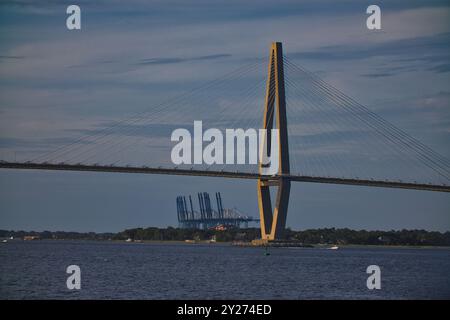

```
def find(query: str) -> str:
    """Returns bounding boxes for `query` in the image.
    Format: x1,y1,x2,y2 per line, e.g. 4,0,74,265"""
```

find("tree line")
1,227,450,246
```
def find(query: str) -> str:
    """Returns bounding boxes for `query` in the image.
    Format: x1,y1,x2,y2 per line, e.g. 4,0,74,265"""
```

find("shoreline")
3,238,450,249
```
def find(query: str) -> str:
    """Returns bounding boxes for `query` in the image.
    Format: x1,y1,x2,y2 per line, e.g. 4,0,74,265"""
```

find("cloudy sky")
0,0,449,232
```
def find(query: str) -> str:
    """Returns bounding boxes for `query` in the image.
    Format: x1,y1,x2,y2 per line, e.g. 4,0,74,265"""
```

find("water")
1,240,449,299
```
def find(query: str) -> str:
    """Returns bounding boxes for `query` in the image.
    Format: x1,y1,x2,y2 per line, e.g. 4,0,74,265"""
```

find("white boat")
328,245,339,250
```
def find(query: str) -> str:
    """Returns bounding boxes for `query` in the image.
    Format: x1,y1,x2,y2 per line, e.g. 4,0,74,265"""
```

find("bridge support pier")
257,42,291,241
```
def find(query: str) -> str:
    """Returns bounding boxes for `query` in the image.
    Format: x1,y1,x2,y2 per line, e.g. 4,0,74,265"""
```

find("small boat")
2,239,7,243
327,245,339,250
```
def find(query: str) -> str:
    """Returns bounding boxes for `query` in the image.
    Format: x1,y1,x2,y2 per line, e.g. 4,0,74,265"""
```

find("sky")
0,0,449,232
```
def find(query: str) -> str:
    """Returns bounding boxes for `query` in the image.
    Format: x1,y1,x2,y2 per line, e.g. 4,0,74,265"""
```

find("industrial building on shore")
176,192,259,230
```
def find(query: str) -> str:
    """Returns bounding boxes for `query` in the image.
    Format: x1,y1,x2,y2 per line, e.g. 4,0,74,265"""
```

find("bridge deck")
1,161,449,193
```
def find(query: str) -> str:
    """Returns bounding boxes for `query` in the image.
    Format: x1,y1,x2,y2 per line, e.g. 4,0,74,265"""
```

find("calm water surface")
0,240,449,299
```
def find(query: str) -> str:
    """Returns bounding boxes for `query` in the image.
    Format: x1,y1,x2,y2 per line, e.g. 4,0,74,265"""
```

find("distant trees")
0,230,114,240
1,227,449,246
112,227,450,246
112,227,260,242
287,228,450,246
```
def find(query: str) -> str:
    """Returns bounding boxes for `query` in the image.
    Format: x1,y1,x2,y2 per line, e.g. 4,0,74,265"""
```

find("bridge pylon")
257,42,291,241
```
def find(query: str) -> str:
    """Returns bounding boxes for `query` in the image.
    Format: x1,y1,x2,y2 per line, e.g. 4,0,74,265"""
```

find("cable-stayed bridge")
1,42,449,240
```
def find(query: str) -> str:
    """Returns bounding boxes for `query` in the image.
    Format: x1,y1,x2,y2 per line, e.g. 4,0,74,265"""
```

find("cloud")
68,122,187,139
360,72,395,78
66,54,232,70
136,54,232,66
0,136,88,149
0,55,25,60
289,32,450,62
429,64,450,73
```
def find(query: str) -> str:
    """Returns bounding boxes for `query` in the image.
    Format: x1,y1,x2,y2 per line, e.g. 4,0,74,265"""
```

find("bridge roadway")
1,161,449,193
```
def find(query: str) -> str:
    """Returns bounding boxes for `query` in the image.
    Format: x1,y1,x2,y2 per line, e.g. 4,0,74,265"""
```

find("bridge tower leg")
257,42,291,241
